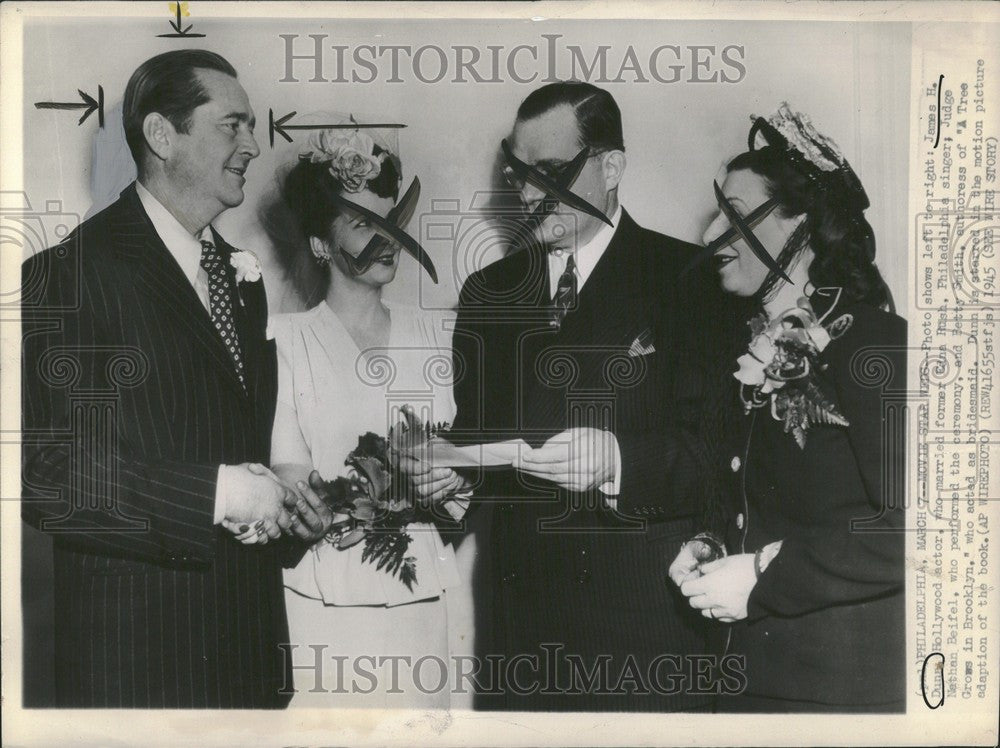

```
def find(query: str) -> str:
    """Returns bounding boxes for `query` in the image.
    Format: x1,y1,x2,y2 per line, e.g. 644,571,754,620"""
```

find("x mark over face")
500,139,613,229
681,183,789,283
330,176,438,283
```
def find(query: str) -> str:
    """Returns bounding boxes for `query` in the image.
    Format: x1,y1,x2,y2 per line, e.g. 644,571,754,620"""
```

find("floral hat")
289,113,437,283
298,114,402,193
748,103,870,212
681,104,871,282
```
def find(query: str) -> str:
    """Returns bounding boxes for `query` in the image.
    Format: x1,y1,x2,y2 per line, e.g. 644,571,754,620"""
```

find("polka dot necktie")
550,253,577,330
200,239,245,389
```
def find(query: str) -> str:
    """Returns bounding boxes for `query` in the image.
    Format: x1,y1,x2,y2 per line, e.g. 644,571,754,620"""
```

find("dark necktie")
550,252,577,330
199,239,246,388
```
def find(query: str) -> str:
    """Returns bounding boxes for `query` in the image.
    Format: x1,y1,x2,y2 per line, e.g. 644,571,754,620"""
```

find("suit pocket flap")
644,517,697,546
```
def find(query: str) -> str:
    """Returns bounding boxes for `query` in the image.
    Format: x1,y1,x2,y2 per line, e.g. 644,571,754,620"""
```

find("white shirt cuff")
599,435,622,508
213,464,228,525
598,436,622,495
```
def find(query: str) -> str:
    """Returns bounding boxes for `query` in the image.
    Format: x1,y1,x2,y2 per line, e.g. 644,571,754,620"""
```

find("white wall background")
22,18,910,313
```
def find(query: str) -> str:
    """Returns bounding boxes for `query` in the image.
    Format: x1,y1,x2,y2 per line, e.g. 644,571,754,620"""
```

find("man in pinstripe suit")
21,50,301,707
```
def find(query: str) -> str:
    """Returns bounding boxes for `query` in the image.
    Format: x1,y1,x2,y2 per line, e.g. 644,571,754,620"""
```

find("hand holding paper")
514,427,619,493
397,453,471,506
397,436,532,505
404,437,531,468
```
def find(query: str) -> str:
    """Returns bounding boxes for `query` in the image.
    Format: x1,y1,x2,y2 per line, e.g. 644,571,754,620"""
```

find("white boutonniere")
230,250,262,284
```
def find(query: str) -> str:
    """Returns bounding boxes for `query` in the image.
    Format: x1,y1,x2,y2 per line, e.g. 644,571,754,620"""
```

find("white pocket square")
627,328,656,357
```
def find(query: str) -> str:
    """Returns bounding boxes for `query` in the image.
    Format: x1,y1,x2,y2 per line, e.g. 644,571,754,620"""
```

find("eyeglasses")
499,140,614,228
500,150,606,191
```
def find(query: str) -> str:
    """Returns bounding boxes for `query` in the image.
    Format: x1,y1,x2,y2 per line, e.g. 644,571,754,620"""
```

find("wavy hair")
727,146,890,308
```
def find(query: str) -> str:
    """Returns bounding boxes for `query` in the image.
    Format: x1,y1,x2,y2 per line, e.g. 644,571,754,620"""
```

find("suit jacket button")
736,513,745,530
577,570,591,584
730,456,742,472
503,572,518,584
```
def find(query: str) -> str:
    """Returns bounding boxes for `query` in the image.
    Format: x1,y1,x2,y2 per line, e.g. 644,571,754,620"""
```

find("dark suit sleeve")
21,249,219,564
448,276,495,511
613,349,712,520
450,279,482,437
615,268,746,526
747,312,907,618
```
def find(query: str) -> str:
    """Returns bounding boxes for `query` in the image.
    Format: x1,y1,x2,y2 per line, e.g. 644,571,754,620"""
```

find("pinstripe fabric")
22,184,290,708
452,212,725,711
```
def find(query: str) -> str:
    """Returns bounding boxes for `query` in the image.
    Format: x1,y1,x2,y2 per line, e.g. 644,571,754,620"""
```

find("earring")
313,251,332,267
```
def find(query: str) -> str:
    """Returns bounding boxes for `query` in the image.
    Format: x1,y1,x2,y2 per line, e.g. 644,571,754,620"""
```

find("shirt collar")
549,203,623,291
136,180,213,285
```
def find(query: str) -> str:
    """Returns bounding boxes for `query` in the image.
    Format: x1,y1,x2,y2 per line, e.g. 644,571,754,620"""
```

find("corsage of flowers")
299,125,385,193
735,297,853,448
303,408,452,590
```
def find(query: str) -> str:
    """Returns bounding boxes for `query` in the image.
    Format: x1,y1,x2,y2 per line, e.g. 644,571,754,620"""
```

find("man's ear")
142,112,174,162
601,150,626,192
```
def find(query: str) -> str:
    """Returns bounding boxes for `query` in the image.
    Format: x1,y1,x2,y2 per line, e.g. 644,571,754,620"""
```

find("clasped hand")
221,463,333,545
671,550,757,622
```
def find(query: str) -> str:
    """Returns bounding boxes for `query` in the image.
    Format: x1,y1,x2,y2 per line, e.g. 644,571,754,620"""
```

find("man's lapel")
113,183,247,395
520,214,649,438
556,211,652,347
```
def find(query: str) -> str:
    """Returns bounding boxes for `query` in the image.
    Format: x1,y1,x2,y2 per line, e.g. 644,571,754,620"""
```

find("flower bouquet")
306,408,449,589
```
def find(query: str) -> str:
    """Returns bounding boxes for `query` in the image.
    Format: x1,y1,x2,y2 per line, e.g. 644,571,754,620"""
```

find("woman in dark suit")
670,104,906,712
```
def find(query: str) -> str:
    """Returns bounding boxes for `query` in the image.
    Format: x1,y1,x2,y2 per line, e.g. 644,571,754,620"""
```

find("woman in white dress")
264,126,474,708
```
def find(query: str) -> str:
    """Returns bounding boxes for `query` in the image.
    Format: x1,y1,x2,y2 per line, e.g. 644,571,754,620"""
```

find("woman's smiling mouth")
713,251,737,269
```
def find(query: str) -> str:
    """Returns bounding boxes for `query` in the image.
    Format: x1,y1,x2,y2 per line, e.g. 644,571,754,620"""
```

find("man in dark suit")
21,50,304,708
406,82,729,711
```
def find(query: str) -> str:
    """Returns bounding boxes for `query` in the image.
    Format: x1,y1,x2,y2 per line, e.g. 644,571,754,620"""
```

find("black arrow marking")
269,109,406,147
35,86,104,127
157,2,205,37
